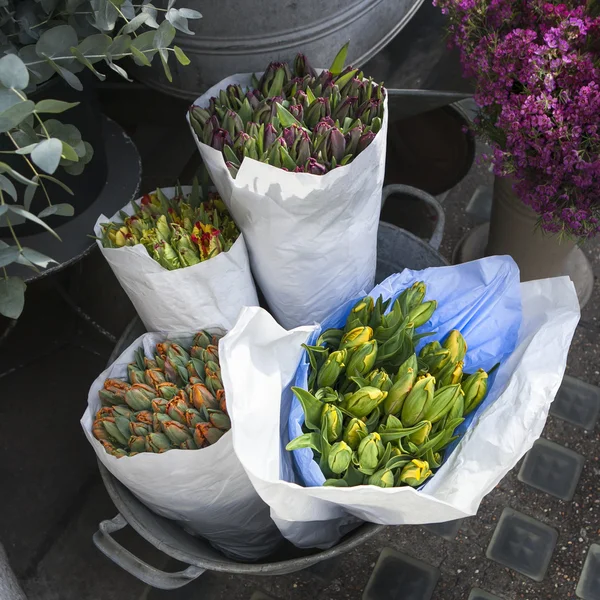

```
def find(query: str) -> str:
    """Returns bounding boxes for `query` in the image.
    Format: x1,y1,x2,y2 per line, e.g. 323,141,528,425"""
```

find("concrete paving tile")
486,508,558,582
362,547,440,600
518,438,585,501
576,544,600,600
551,376,600,431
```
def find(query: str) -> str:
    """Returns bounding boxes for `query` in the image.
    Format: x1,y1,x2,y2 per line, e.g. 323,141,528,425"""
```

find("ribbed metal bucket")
131,0,425,99
93,220,448,590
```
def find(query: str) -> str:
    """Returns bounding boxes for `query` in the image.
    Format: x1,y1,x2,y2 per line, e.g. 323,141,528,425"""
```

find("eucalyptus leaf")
154,20,176,49
0,246,19,268
0,53,29,90
0,89,21,113
20,248,57,268
36,25,79,62
173,46,190,66
24,180,38,211
141,3,160,28
0,100,35,133
131,31,158,64
0,276,26,319
0,174,17,201
38,203,74,218
35,99,80,114
107,61,131,81
0,163,38,186
76,33,112,64
178,8,202,18
166,8,193,35
159,51,172,83
7,205,61,239
107,35,132,59
60,141,79,162
92,0,119,31
121,13,149,34
19,45,55,85
31,138,63,174
38,174,73,195
130,46,151,66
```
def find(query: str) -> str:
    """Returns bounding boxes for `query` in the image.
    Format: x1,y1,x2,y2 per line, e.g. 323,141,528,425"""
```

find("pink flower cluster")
435,0,600,238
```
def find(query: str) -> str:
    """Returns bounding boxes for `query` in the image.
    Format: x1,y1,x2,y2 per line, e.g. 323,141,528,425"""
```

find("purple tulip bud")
209,97,218,114
294,136,311,165
223,109,244,137
294,53,317,78
313,118,333,138
294,165,305,173
258,62,291,97
234,131,251,152
329,127,346,163
246,90,260,109
202,114,219,145
332,96,358,123
264,123,278,150
282,126,299,148
357,131,376,153
225,161,239,178
269,95,284,119
296,90,309,109
305,158,327,175
345,125,364,155
211,128,232,152
316,70,333,88
341,77,364,98
356,99,382,125
289,103,304,122
305,97,331,129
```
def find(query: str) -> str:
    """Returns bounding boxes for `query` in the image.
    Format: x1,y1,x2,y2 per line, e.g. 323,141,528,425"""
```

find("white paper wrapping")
187,74,388,329
81,329,281,560
94,187,259,333
220,276,580,548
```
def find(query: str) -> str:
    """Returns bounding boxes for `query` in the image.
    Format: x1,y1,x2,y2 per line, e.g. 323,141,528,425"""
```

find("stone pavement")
1,3,599,599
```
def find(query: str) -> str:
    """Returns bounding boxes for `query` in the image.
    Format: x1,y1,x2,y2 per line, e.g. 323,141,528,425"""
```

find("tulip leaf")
329,42,349,75
334,68,358,90
275,103,303,131
306,87,316,106
238,98,253,126
0,276,26,319
323,478,348,487
280,146,296,171
266,66,285,98
285,432,322,453
291,387,324,431
223,144,240,167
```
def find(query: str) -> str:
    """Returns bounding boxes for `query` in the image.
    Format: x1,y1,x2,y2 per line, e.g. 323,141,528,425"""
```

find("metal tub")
94,189,448,589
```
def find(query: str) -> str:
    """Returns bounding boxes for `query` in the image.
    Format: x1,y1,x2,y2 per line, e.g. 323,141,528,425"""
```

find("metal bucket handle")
381,184,445,250
93,514,205,590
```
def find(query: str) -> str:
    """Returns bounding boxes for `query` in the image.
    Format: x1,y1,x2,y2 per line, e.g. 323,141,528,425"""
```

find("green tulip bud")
408,420,432,445
367,369,392,392
398,281,426,315
124,384,155,411
128,435,146,453
462,369,488,414
383,354,418,415
407,300,437,328
401,375,435,426
315,387,343,404
209,409,231,431
357,432,384,472
317,349,347,388
368,468,395,488
446,392,465,423
145,432,172,453
343,418,369,450
339,326,373,351
399,459,432,487
321,403,343,443
162,420,193,445
328,441,353,474
347,296,374,327
423,384,463,424
346,340,378,377
342,386,387,418
129,421,151,437
442,329,468,363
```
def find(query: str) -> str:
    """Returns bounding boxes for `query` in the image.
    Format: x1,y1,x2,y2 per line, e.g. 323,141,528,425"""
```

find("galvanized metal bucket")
93,194,448,590
131,0,427,100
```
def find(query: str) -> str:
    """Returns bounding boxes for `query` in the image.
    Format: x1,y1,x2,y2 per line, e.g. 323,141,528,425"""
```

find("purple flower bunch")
435,0,600,237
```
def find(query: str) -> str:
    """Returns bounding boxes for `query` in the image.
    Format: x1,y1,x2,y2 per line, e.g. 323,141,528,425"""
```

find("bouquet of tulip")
93,331,229,458
100,184,239,269
435,0,600,238
286,285,490,488
82,327,281,560
187,45,388,329
94,184,258,332
189,44,385,177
